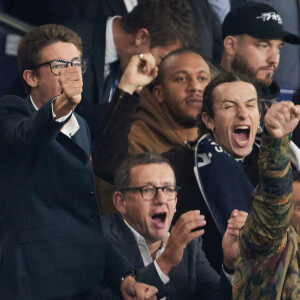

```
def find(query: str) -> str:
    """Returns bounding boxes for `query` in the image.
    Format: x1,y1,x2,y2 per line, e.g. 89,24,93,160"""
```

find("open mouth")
151,212,167,227
233,125,250,146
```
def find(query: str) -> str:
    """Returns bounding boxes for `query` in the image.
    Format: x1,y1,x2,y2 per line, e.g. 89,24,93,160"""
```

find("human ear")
153,85,165,104
223,36,238,56
23,69,39,88
113,191,127,214
201,112,215,131
135,28,150,48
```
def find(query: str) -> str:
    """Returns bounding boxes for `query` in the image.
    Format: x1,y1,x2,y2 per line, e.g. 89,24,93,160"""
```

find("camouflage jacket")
233,132,300,300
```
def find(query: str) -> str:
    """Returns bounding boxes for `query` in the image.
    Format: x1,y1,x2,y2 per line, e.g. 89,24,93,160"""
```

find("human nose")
153,187,168,204
188,77,202,93
267,47,280,65
66,61,72,68
237,105,249,119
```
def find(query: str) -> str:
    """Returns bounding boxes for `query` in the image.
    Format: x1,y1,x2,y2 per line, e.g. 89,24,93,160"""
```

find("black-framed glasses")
33,58,88,75
120,184,180,201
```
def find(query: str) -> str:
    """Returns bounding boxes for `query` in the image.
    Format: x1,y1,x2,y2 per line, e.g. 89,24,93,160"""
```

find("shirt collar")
105,16,121,66
30,95,39,110
123,218,170,249
30,95,79,138
123,0,138,12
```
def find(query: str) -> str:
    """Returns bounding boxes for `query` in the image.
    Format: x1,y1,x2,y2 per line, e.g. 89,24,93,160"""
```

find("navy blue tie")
102,60,121,103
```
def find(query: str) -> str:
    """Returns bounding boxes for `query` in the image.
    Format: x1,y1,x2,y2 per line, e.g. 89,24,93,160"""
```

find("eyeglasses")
33,58,88,75
120,184,180,201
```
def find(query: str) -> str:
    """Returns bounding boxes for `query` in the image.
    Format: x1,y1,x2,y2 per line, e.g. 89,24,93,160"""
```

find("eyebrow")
173,70,209,75
222,98,257,104
53,57,81,61
141,181,175,186
257,39,284,46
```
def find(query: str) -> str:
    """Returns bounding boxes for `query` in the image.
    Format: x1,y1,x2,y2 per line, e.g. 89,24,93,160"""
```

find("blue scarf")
194,134,254,235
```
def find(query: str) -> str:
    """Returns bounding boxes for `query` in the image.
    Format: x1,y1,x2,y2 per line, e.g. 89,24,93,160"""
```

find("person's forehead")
164,53,209,74
213,81,257,103
40,41,81,61
130,163,175,185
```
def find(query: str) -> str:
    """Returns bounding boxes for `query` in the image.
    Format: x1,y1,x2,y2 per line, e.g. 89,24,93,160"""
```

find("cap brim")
282,32,300,45
250,30,300,45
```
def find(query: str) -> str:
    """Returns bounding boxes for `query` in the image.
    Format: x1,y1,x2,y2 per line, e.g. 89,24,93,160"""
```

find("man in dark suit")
0,24,157,300
101,152,247,299
63,0,194,140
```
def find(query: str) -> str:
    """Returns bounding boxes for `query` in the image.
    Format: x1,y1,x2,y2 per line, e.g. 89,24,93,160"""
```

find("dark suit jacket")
101,214,232,300
0,95,130,299
62,16,111,141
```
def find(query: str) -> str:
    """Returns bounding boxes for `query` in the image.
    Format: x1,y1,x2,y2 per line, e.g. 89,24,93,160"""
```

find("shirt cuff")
154,260,170,285
51,96,72,122
222,264,234,285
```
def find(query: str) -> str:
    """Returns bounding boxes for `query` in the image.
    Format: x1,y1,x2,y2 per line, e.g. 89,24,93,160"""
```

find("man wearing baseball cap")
220,2,300,103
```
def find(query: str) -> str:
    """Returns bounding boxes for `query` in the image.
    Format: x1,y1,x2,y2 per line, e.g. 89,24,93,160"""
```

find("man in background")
63,0,194,140
220,2,300,104
92,50,211,212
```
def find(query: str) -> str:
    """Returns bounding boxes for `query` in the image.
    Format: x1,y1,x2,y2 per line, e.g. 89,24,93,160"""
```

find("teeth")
235,126,249,130
238,140,248,145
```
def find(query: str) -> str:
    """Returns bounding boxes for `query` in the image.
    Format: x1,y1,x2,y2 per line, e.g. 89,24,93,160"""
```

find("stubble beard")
231,53,275,87
167,104,198,128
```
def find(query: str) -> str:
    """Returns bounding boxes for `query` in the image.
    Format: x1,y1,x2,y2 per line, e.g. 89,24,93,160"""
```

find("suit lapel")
25,95,90,163
24,95,36,114
168,249,189,294
56,129,90,164
111,215,145,269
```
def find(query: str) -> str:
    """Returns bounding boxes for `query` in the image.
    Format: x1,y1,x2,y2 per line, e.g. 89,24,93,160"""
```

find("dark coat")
101,213,232,300
0,95,130,299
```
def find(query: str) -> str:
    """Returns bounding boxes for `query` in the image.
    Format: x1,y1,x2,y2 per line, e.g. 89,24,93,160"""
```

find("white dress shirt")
30,95,79,138
124,219,170,299
123,0,138,12
104,16,120,80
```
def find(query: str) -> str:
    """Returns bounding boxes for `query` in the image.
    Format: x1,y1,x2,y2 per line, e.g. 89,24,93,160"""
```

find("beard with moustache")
231,52,276,88
165,102,198,128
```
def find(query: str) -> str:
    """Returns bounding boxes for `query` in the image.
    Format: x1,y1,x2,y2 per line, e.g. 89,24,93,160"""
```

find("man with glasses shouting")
101,152,246,299
0,24,157,300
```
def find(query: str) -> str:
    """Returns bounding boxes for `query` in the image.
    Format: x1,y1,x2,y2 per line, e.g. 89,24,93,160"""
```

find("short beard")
231,53,274,87
168,106,197,128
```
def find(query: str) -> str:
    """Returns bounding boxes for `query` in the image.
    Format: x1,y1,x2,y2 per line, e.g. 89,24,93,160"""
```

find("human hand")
156,210,206,275
264,101,300,138
118,53,158,94
120,276,157,300
52,66,83,118
222,209,248,270
58,66,83,105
